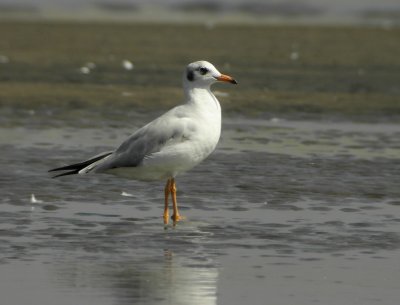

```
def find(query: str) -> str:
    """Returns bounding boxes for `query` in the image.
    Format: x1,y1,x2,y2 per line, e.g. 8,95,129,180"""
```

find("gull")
49,61,237,225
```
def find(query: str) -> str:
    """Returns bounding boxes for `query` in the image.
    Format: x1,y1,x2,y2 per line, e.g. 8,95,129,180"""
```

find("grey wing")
93,108,189,172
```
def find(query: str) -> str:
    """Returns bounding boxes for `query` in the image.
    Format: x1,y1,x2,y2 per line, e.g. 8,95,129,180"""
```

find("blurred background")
0,0,400,25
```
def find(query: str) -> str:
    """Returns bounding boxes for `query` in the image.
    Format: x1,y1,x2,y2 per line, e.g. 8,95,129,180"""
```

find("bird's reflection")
53,249,218,305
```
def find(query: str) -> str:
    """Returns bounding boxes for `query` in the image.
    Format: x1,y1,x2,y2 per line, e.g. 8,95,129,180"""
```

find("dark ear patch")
187,70,194,81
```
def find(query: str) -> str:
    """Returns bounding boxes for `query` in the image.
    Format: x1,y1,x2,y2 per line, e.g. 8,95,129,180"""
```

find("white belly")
105,137,218,181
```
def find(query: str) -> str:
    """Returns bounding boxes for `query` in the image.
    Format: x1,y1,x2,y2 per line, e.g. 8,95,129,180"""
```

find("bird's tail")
49,151,113,178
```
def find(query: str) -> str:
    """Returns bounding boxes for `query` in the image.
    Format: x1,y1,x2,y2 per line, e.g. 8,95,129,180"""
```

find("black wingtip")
48,151,113,176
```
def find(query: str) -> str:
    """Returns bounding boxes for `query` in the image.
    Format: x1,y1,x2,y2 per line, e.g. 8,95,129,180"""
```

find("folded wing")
50,107,193,177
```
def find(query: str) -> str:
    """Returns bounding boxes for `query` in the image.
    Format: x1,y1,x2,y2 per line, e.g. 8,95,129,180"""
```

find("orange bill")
216,74,238,84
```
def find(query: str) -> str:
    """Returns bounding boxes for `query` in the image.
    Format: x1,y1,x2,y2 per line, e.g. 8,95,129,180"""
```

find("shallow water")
1,111,400,305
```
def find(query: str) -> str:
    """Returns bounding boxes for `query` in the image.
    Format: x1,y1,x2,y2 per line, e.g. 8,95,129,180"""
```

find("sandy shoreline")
0,21,399,121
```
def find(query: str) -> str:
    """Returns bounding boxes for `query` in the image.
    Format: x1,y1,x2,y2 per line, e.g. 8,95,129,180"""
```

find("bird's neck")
184,86,220,111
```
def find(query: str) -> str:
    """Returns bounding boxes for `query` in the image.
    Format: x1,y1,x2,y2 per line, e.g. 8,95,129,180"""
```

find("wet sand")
1,115,400,305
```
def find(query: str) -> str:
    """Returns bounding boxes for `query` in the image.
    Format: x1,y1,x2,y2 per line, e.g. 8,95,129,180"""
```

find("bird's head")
184,61,237,88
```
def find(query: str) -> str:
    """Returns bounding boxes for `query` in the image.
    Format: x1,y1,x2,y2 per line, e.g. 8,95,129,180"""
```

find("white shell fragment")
122,60,134,70
30,194,44,204
80,66,90,74
121,191,135,197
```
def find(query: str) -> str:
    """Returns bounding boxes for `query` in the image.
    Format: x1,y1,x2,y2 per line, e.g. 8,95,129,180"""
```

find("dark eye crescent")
199,67,208,75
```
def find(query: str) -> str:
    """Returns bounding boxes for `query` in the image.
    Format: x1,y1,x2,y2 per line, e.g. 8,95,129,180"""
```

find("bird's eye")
199,67,208,75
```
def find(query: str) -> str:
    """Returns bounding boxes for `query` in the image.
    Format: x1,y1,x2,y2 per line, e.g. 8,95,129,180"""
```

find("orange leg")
170,178,184,224
163,179,171,225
